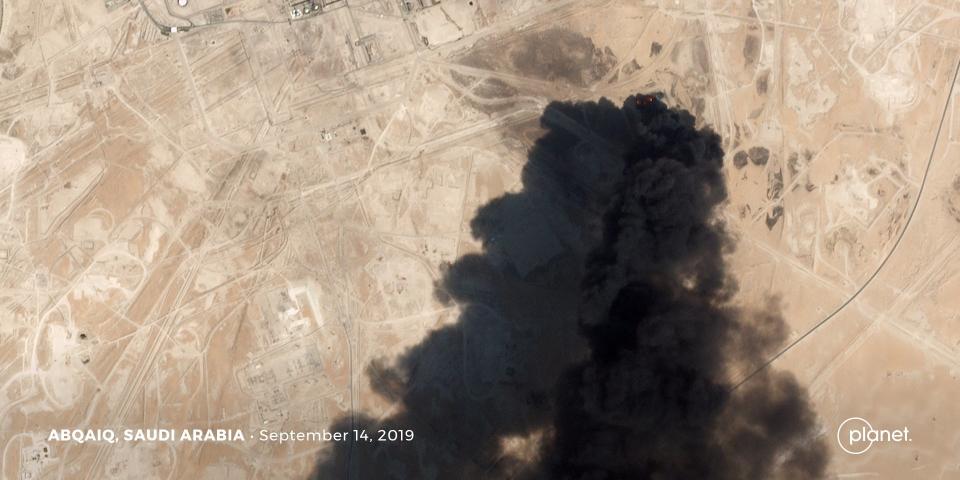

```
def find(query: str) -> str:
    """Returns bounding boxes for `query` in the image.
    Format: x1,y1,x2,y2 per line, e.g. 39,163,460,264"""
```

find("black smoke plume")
308,97,827,479
538,99,828,479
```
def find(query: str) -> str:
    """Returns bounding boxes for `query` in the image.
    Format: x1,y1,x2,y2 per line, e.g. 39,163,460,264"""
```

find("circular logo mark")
837,417,874,455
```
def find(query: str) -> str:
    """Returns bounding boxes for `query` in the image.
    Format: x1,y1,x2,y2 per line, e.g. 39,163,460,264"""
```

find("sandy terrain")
0,0,959,478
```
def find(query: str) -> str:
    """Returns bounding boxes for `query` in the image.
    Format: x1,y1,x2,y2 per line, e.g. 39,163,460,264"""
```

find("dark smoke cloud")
538,100,827,480
308,97,827,480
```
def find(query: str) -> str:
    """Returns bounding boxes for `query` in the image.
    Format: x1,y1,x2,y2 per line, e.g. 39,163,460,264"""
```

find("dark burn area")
308,97,827,479
458,28,617,88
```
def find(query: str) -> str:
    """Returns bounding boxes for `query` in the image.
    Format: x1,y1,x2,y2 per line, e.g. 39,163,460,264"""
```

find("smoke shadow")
307,97,828,479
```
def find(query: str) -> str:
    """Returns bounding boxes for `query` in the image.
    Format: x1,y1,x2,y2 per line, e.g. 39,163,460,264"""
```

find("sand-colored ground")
0,0,959,478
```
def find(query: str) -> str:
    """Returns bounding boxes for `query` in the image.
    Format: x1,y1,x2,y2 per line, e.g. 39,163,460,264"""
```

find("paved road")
732,54,960,391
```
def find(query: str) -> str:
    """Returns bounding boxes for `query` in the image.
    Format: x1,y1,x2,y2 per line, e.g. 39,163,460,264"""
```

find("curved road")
137,0,330,34
732,55,960,391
